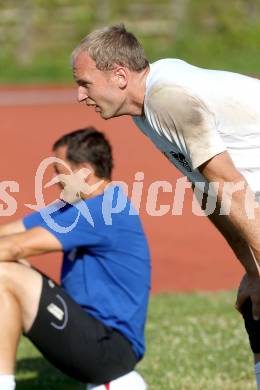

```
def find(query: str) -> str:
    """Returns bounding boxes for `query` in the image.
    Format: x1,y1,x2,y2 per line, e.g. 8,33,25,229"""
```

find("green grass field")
16,291,255,389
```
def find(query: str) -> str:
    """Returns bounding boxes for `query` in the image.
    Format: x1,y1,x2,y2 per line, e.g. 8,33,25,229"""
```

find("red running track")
0,86,243,292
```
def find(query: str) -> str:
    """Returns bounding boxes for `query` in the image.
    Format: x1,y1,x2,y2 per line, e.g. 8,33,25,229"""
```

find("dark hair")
53,127,113,180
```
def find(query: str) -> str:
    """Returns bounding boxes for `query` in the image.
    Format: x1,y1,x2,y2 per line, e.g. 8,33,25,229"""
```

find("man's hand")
236,273,260,320
0,236,22,261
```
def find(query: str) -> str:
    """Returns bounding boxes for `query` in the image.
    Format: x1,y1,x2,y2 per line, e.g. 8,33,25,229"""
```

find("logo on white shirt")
163,151,192,172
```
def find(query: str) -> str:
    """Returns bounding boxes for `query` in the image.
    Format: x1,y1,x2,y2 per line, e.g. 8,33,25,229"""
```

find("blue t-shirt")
23,185,150,360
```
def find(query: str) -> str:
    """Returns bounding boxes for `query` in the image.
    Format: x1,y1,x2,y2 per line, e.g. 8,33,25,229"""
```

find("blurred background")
1,0,260,84
1,3,258,387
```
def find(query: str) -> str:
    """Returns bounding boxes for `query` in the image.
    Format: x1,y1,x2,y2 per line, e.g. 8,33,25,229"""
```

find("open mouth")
86,100,101,112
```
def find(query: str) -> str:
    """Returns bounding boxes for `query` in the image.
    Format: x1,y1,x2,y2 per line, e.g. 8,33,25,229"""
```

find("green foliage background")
1,0,260,83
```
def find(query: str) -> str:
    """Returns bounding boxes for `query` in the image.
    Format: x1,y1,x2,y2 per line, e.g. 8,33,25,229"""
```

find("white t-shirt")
133,59,260,197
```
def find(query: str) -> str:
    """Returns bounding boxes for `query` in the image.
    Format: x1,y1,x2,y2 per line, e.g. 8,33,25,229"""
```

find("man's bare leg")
0,262,42,387
0,288,21,374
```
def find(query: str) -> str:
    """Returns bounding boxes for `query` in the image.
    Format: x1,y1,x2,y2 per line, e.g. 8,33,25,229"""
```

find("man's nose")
78,86,88,103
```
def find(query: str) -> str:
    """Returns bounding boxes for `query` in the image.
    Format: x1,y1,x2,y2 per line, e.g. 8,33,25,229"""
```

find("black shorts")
24,275,138,384
241,297,260,354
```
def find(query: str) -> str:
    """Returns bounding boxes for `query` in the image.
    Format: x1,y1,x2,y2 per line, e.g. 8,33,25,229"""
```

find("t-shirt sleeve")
23,210,44,230
23,202,107,252
146,84,226,169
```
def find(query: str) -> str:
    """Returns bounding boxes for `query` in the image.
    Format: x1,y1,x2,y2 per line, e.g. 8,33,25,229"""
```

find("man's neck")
124,66,150,116
81,179,111,200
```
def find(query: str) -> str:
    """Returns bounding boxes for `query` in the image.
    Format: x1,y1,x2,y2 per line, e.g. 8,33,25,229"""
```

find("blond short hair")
72,24,149,72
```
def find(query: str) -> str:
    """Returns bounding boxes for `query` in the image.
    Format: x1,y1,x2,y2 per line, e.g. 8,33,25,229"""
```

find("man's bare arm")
199,151,260,276
0,219,26,238
208,205,256,266
0,227,62,262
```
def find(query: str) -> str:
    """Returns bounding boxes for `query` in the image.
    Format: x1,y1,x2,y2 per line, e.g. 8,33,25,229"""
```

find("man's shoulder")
150,58,190,71
146,59,201,102
145,81,205,120
86,184,139,223
148,58,191,84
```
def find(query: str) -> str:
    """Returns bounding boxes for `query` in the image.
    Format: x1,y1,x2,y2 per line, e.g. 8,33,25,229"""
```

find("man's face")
53,145,72,178
73,51,126,119
53,145,90,203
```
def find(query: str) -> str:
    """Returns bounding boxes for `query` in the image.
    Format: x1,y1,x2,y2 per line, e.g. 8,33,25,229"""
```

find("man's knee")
0,262,19,291
0,262,43,331
241,298,260,353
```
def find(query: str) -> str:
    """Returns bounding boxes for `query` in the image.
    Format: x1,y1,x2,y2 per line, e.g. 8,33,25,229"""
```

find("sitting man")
0,127,150,390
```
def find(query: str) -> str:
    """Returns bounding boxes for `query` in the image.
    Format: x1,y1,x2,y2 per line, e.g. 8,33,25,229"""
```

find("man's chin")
99,111,114,120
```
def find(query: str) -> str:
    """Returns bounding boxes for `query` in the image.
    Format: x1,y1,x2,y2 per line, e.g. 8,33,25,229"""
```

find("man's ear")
114,67,128,89
71,162,92,180
77,162,94,176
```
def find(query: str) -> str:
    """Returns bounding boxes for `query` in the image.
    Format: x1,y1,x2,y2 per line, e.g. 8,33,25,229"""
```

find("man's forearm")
199,151,260,274
208,209,259,276
0,236,23,262
217,186,260,275
0,220,25,238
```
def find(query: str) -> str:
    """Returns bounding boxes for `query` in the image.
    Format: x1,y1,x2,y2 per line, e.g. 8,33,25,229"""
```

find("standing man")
72,24,260,387
0,127,149,389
